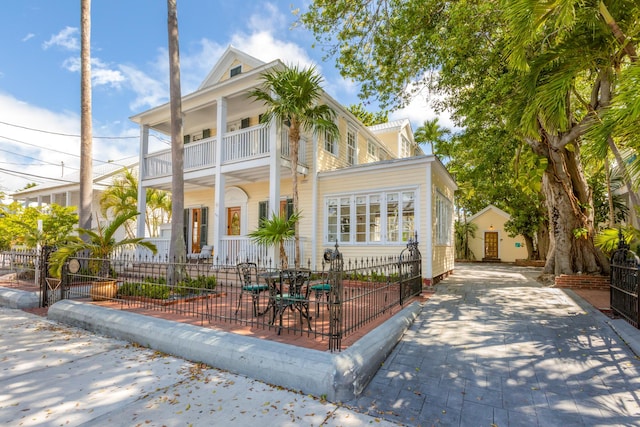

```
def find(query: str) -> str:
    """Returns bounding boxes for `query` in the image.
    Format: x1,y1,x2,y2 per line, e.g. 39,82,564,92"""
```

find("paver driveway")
348,263,640,427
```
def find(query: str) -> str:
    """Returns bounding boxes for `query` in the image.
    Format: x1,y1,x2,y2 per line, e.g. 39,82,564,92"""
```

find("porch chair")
235,262,269,317
187,245,213,263
309,270,332,315
270,268,312,335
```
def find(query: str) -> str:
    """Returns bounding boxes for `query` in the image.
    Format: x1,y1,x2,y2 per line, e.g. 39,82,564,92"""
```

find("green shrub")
118,282,170,299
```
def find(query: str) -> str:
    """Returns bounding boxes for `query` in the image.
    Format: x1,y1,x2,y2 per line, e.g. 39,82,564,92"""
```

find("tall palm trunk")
79,0,93,234
289,119,301,267
167,0,186,266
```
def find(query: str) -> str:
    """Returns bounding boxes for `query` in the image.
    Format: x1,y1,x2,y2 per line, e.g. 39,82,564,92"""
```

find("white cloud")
119,64,167,111
22,33,35,42
43,26,79,51
62,57,126,88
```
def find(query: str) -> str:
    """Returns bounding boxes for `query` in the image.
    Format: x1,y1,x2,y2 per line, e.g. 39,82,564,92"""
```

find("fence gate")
39,246,64,307
399,236,422,305
610,236,640,328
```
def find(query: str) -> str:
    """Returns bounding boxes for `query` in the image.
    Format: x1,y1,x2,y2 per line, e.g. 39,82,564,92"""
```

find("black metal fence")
14,240,423,351
610,236,640,328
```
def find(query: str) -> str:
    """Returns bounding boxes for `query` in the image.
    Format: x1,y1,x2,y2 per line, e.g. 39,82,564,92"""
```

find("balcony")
142,125,307,181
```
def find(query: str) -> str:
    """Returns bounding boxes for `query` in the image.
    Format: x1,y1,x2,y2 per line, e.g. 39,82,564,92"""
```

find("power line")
0,119,169,144
0,120,138,139
0,167,77,184
0,146,77,169
0,134,130,168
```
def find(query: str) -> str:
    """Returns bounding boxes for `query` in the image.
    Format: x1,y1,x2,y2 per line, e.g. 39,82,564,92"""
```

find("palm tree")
249,65,339,266
79,0,93,234
249,212,300,269
167,0,186,264
100,168,171,238
49,211,157,278
414,118,450,156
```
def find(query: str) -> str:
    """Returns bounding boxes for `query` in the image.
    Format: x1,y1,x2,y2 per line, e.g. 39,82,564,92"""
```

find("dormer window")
230,65,242,78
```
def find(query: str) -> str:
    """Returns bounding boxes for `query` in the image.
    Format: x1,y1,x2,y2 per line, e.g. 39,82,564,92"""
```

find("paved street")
0,307,400,427
348,264,640,426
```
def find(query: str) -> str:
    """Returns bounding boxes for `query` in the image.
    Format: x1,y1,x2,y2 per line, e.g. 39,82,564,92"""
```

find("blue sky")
0,1,448,195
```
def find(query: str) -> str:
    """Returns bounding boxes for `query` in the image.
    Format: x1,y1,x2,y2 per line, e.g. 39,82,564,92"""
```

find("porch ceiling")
149,92,257,136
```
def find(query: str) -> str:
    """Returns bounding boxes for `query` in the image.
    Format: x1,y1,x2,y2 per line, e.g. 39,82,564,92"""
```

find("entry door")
484,232,499,259
227,207,241,235
191,208,202,253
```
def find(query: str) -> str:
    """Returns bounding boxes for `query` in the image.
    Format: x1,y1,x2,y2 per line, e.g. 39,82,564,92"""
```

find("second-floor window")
400,135,412,158
347,128,357,166
324,129,337,155
367,140,377,159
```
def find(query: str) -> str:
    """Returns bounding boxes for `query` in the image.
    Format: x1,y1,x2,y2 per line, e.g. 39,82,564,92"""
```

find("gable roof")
198,46,266,90
368,119,411,133
468,204,511,222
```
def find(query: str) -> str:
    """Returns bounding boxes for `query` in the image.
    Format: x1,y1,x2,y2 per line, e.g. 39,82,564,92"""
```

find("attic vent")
230,65,242,78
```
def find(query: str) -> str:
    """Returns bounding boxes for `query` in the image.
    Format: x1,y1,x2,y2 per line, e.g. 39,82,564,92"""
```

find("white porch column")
65,191,72,207
424,161,433,281
37,195,42,207
213,97,226,261
268,119,281,264
136,125,149,238
311,133,319,269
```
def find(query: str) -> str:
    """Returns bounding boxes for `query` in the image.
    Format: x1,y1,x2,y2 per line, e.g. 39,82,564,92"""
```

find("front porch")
136,237,302,267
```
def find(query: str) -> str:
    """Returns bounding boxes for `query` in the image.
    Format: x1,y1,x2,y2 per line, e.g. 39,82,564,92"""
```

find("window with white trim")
436,191,453,245
324,128,337,155
400,135,412,158
367,140,377,159
326,189,416,244
347,128,357,166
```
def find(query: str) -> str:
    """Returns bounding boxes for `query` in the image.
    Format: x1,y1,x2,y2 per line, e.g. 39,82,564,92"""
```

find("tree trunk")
79,0,93,234
167,0,186,269
541,136,603,275
289,120,301,268
523,235,535,260
537,219,550,261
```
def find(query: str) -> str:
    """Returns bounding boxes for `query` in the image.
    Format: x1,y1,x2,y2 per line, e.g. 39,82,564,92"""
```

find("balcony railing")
143,137,216,179
222,125,270,162
142,126,307,180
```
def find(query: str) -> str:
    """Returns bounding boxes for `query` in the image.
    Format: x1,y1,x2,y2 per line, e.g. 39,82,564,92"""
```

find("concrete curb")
48,299,422,402
0,288,39,309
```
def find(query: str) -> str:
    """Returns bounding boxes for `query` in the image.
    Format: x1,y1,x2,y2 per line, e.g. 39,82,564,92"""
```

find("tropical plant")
594,227,640,256
100,167,171,238
248,212,300,269
249,65,339,267
414,118,450,157
454,220,477,261
48,211,157,278
11,204,78,249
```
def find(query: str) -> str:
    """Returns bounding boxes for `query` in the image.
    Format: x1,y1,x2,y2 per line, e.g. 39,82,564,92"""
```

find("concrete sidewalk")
0,306,402,427
347,263,640,426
